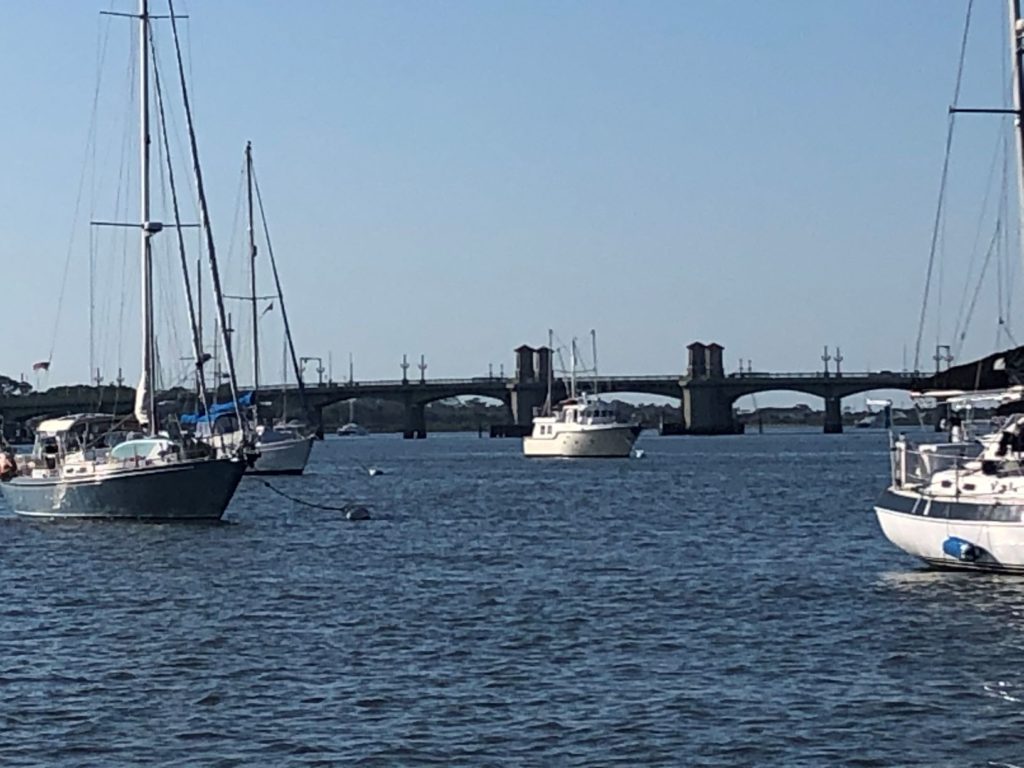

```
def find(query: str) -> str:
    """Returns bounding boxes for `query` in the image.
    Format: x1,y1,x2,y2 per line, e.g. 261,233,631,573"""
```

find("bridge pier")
682,384,738,435
510,384,549,427
823,395,843,434
403,401,427,439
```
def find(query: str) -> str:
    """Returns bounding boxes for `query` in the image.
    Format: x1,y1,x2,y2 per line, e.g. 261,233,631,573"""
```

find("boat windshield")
109,439,179,462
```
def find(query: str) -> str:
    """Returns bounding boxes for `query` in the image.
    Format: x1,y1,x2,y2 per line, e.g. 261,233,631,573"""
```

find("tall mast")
246,141,260,418
138,0,157,435
1010,1,1024,240
196,254,202,386
167,0,247,433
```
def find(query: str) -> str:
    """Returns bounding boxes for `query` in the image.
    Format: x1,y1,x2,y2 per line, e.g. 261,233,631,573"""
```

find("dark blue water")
1,430,1022,766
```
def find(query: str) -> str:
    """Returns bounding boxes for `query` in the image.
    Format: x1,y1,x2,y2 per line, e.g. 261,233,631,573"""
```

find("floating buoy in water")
943,536,981,562
345,506,371,521
368,467,384,476
632,448,645,459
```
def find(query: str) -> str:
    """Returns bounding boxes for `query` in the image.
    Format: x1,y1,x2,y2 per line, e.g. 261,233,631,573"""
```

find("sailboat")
874,1,1024,571
0,0,248,519
523,331,640,458
337,355,369,436
183,142,314,475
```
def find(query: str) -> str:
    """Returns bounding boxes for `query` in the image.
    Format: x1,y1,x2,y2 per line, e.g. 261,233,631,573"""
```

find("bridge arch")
722,385,917,434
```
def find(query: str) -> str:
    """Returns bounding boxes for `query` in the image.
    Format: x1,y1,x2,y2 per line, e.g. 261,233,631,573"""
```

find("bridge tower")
679,341,738,434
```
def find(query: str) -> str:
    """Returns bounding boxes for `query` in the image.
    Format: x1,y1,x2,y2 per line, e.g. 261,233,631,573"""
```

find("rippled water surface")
3,430,1024,766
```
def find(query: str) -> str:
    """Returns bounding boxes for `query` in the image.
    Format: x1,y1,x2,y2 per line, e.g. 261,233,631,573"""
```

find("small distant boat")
337,422,369,437
337,391,368,436
855,415,876,429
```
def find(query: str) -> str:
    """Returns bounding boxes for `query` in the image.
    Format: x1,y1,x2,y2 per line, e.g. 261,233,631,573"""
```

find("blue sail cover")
179,391,254,426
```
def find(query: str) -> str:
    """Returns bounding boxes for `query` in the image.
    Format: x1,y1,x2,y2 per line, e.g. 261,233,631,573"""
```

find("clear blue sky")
0,1,1016,403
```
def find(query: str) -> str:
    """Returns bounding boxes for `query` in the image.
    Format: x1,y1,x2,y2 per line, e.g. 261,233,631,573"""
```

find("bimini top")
34,413,122,436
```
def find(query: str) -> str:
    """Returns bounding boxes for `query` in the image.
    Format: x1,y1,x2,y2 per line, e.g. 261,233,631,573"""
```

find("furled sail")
134,370,151,428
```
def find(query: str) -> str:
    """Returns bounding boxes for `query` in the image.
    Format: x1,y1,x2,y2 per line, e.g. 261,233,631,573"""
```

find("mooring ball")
346,506,371,521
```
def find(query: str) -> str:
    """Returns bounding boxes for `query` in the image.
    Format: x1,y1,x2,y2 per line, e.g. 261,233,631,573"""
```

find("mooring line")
261,480,370,515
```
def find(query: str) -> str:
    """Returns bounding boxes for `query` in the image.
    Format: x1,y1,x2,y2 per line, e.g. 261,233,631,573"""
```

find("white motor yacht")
524,392,640,458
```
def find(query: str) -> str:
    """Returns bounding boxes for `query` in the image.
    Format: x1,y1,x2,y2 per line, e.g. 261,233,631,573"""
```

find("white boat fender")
942,536,982,562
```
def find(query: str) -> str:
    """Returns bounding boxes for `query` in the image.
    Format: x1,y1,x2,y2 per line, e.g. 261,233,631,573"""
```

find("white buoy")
633,448,645,459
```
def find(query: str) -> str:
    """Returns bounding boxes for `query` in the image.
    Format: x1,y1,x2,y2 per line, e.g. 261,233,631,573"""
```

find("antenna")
570,337,578,399
544,328,553,414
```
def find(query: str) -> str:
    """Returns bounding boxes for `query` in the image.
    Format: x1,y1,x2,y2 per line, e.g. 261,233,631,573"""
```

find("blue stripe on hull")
0,459,245,520
876,488,1024,523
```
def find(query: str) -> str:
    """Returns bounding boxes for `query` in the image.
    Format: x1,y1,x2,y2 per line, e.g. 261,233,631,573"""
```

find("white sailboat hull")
875,488,1024,572
250,434,313,475
523,424,639,458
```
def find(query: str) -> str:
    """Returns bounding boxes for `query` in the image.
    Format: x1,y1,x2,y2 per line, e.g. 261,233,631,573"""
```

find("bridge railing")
247,371,922,391
726,371,919,380
263,377,513,390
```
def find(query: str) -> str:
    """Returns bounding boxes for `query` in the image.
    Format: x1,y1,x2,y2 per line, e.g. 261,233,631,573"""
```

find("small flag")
261,302,274,317
32,361,50,371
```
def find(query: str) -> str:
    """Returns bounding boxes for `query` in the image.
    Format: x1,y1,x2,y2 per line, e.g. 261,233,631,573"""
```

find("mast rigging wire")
48,15,117,369
914,0,975,373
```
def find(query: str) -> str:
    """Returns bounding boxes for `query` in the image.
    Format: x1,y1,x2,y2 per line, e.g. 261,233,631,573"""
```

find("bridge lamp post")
300,356,325,386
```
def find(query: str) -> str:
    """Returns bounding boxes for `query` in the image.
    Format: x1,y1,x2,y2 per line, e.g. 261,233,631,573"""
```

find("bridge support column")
682,384,738,435
823,395,843,434
403,401,427,439
510,384,548,427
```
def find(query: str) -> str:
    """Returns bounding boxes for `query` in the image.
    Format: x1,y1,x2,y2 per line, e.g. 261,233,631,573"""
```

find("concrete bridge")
0,342,927,439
